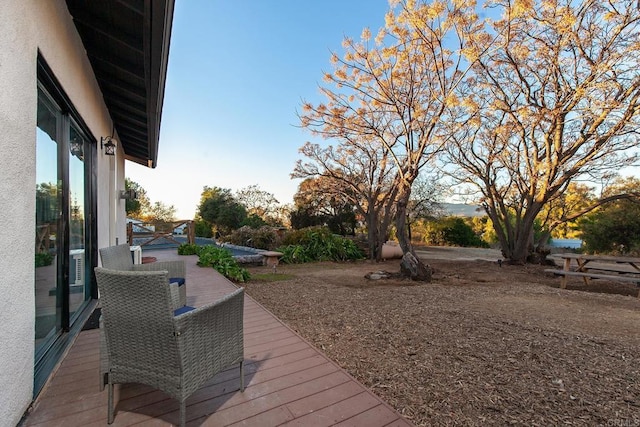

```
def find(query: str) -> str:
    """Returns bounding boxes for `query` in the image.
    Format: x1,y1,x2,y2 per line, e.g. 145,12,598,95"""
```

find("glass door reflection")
68,124,87,318
35,89,61,352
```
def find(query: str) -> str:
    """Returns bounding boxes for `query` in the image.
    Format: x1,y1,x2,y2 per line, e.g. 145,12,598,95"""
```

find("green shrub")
196,245,250,282
242,213,268,228
194,219,213,238
35,252,54,268
421,217,489,247
177,243,199,255
277,227,364,264
280,227,313,246
222,225,279,250
579,195,640,255
278,244,315,264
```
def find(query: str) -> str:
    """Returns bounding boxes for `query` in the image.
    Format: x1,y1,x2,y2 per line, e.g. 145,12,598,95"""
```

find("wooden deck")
23,250,412,427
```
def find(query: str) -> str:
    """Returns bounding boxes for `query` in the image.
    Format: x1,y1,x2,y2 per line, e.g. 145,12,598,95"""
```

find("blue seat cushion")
169,277,185,286
173,305,195,316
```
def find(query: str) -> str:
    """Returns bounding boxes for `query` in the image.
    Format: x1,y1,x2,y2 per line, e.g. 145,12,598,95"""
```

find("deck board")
23,249,412,427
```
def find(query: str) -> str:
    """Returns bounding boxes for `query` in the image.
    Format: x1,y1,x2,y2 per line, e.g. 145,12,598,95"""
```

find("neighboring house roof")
65,0,175,168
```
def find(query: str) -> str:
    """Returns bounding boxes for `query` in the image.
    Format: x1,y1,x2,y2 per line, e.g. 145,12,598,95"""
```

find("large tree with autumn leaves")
447,0,640,263
297,0,640,269
296,0,486,278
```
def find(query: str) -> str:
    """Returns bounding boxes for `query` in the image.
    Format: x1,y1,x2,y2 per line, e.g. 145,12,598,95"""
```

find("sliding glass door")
68,123,88,319
35,88,61,350
34,78,96,389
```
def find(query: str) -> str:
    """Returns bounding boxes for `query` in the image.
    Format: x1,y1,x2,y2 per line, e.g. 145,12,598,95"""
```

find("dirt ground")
242,246,640,426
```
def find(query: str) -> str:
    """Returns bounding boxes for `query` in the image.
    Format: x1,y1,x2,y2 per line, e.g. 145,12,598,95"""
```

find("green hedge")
277,227,364,264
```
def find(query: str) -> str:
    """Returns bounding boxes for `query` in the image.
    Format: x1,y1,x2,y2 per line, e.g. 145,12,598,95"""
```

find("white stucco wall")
0,2,38,424
99,147,128,250
115,151,129,246
0,1,124,424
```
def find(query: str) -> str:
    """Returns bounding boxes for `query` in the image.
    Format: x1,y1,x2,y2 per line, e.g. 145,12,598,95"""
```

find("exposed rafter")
65,0,174,168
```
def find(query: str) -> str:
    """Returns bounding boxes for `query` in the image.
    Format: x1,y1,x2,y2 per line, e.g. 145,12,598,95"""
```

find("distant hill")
441,203,486,217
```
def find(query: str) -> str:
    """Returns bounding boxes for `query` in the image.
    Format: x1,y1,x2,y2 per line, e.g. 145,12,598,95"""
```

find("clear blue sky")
127,0,392,219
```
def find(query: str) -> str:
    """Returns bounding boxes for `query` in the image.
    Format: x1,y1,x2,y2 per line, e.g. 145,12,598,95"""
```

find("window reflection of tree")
35,182,59,253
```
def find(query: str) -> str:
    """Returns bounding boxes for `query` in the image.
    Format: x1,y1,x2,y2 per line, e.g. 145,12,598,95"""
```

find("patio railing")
127,220,195,247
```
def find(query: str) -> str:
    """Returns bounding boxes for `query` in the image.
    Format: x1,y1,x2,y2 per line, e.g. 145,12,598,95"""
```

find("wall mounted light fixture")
69,137,84,158
119,189,138,200
101,136,116,156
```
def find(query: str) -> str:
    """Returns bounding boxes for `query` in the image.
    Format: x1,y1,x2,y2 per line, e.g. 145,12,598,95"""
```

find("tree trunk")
490,205,544,265
396,193,432,281
366,221,377,261
536,230,551,253
365,209,384,261
364,209,389,262
503,230,531,264
511,223,524,261
531,230,552,264
400,252,432,281
395,199,412,254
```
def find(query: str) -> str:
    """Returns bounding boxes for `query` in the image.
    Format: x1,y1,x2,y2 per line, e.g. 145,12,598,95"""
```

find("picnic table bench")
546,253,640,298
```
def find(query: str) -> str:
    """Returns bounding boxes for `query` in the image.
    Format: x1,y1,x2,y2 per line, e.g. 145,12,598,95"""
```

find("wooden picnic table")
546,253,640,297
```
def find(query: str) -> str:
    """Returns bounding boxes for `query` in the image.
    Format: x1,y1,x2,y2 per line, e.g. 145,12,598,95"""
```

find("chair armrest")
133,260,186,279
168,283,184,309
173,288,244,388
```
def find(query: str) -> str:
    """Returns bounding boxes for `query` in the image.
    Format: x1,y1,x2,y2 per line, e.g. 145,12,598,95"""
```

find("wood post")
187,220,195,245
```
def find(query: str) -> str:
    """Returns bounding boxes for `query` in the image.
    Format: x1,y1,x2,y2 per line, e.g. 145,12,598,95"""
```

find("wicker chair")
99,243,187,308
98,244,189,389
95,267,244,427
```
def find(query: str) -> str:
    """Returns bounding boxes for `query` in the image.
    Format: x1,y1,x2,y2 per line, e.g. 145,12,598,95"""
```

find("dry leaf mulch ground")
243,254,640,427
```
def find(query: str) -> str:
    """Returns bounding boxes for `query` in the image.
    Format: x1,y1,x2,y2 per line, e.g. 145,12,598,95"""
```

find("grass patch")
250,273,295,282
